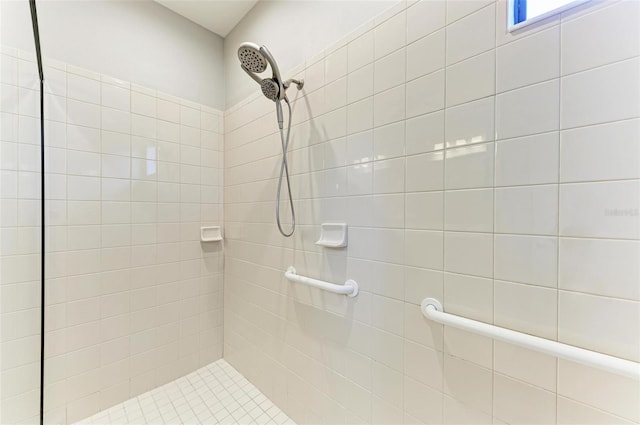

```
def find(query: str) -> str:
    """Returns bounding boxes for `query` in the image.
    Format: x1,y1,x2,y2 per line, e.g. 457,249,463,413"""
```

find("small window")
509,0,590,30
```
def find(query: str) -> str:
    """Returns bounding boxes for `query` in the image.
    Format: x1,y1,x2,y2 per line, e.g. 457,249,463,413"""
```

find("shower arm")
283,78,304,90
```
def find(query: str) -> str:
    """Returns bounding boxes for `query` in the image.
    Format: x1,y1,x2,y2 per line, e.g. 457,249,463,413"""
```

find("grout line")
491,0,499,417
440,0,448,408
491,2,498,416
555,17,563,415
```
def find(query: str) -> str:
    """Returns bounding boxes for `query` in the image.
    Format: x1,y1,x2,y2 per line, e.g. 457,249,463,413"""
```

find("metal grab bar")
420,298,640,380
285,267,359,297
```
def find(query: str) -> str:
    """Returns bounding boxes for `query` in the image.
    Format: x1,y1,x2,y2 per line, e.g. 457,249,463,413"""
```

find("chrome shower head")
238,42,267,73
237,43,304,238
261,79,279,101
237,42,286,102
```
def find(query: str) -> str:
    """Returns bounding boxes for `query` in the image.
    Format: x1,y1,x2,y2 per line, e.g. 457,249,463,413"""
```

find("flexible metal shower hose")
276,98,295,237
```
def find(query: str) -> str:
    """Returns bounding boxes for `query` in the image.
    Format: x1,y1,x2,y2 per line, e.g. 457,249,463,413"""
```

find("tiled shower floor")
76,360,295,425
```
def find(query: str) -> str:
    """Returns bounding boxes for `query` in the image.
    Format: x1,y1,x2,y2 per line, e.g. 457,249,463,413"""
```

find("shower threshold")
75,359,295,425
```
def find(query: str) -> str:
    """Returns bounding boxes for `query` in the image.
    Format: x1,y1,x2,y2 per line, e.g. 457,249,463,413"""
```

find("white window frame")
508,0,592,32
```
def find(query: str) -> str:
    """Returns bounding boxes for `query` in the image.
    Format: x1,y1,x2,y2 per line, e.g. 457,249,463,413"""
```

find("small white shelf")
315,223,347,248
200,226,222,242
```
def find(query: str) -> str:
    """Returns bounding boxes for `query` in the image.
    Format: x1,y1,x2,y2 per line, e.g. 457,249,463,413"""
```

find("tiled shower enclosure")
1,0,639,424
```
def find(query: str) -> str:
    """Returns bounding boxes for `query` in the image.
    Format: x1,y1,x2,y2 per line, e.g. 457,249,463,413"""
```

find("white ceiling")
155,0,259,37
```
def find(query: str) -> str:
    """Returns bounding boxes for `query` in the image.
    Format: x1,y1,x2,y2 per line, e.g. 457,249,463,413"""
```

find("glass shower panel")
42,50,67,425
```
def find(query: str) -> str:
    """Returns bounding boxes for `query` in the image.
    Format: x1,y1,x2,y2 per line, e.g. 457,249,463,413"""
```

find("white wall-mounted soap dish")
201,226,222,242
315,223,347,248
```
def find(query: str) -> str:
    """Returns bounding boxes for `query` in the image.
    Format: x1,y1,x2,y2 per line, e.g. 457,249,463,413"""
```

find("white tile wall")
1,48,224,424
1,47,42,425
223,1,640,425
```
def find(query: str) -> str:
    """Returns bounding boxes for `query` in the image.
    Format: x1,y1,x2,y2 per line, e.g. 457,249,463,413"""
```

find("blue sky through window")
513,0,580,25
